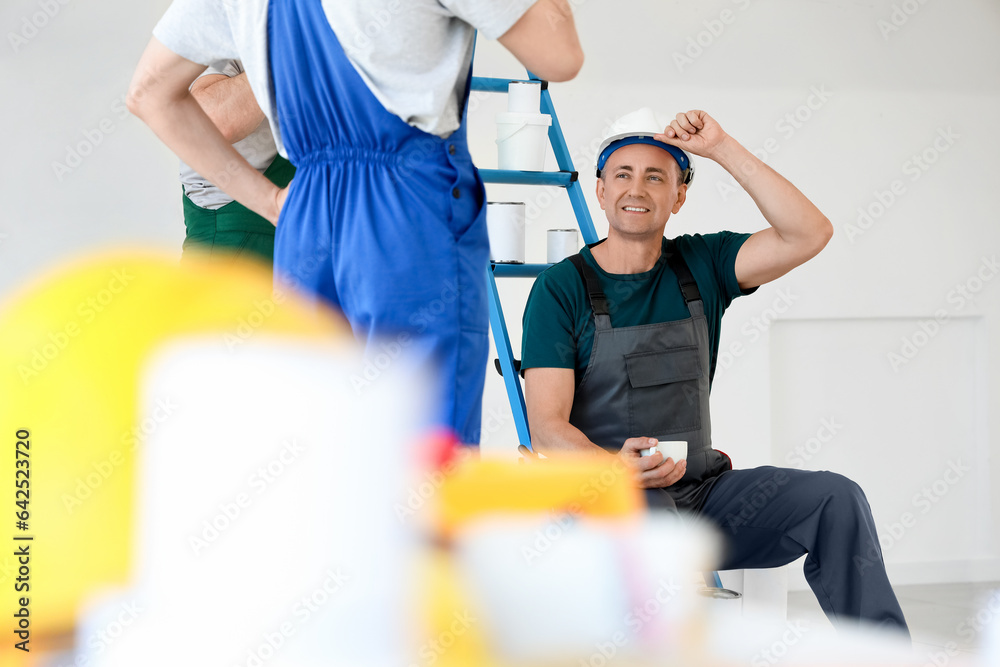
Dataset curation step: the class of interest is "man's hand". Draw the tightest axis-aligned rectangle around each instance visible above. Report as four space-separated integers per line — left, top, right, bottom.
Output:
272 184 290 225
654 110 730 160
619 437 687 489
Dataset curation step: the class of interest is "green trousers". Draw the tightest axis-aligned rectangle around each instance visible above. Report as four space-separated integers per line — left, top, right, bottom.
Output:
181 155 296 268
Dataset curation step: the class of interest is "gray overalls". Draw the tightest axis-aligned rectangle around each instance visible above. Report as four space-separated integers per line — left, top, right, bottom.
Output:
566 239 910 635
568 239 728 511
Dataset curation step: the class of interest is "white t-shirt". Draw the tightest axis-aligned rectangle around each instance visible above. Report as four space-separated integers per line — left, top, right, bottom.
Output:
180 60 280 209
153 0 538 152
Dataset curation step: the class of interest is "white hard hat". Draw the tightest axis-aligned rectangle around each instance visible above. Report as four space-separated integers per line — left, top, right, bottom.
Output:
595 107 695 185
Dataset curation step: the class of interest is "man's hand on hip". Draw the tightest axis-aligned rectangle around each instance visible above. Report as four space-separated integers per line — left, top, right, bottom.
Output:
271 184 290 226
619 437 687 489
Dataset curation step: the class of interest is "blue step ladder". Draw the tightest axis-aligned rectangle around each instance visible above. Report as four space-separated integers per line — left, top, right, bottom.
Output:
471 71 598 452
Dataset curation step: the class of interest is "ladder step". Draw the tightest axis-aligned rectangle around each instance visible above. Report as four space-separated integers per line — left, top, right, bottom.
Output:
471 76 546 93
491 263 553 278
480 169 577 186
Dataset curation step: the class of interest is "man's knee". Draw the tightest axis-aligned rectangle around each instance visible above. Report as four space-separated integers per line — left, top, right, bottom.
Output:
812 470 866 501
808 470 865 498
776 470 871 521
805 471 877 530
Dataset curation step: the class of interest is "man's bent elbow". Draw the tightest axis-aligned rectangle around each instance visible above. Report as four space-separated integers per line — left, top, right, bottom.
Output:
126 76 165 121
814 215 834 254
545 48 584 82
797 216 833 265
214 120 242 145
125 85 147 120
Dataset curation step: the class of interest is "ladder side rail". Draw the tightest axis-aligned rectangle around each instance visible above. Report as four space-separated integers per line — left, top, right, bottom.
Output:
487 268 532 448
531 72 599 245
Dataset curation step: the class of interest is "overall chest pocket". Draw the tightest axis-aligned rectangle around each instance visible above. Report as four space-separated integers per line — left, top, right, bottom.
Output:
625 346 703 437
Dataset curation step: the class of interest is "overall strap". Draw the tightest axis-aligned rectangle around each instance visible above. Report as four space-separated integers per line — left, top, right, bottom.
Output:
568 253 612 328
664 239 702 305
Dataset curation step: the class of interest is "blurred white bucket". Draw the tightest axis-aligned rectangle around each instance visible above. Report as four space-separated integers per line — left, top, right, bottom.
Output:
89 339 428 667
496 111 551 171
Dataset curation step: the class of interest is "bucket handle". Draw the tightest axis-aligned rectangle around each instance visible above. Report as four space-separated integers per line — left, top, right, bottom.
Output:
496 119 530 144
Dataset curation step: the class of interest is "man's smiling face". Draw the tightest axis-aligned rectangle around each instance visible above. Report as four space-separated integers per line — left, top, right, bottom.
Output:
596 143 687 239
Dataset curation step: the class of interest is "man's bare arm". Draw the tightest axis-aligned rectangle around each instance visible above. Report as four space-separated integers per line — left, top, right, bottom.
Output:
190 71 266 144
715 137 833 289
525 367 608 457
497 0 584 82
127 38 285 224
656 110 833 290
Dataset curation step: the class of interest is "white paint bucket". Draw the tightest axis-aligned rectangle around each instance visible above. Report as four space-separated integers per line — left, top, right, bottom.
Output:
507 80 541 113
547 228 579 264
487 202 526 264
496 111 551 171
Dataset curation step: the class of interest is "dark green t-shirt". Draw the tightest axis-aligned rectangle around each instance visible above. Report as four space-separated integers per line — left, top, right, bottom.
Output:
521 233 754 386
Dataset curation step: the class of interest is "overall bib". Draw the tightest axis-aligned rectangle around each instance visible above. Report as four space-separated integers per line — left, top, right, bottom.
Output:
267 0 490 443
568 240 730 511
570 240 909 633
182 155 296 265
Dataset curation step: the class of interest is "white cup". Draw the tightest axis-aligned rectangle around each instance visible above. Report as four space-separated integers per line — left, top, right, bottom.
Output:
640 440 687 462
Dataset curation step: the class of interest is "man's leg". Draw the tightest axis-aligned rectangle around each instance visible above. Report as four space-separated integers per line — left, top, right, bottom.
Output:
698 467 909 636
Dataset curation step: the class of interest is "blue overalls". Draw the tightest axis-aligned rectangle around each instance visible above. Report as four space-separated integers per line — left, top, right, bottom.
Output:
267 0 490 443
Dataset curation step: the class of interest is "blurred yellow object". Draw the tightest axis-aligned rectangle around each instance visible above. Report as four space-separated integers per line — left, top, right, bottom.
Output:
0 249 345 650
417 549 493 667
437 458 644 537
422 458 644 667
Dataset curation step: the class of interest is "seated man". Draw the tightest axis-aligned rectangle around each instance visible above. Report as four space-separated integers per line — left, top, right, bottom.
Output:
521 108 909 635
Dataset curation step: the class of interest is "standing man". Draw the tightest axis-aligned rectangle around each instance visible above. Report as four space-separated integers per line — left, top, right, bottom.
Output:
182 60 294 265
521 108 909 634
128 0 584 444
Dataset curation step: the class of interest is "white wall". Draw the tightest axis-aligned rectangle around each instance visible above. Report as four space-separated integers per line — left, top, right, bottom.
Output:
1 0 997 586
0 1 182 284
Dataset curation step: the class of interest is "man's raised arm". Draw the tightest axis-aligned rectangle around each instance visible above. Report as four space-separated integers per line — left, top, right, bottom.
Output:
655 110 833 290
